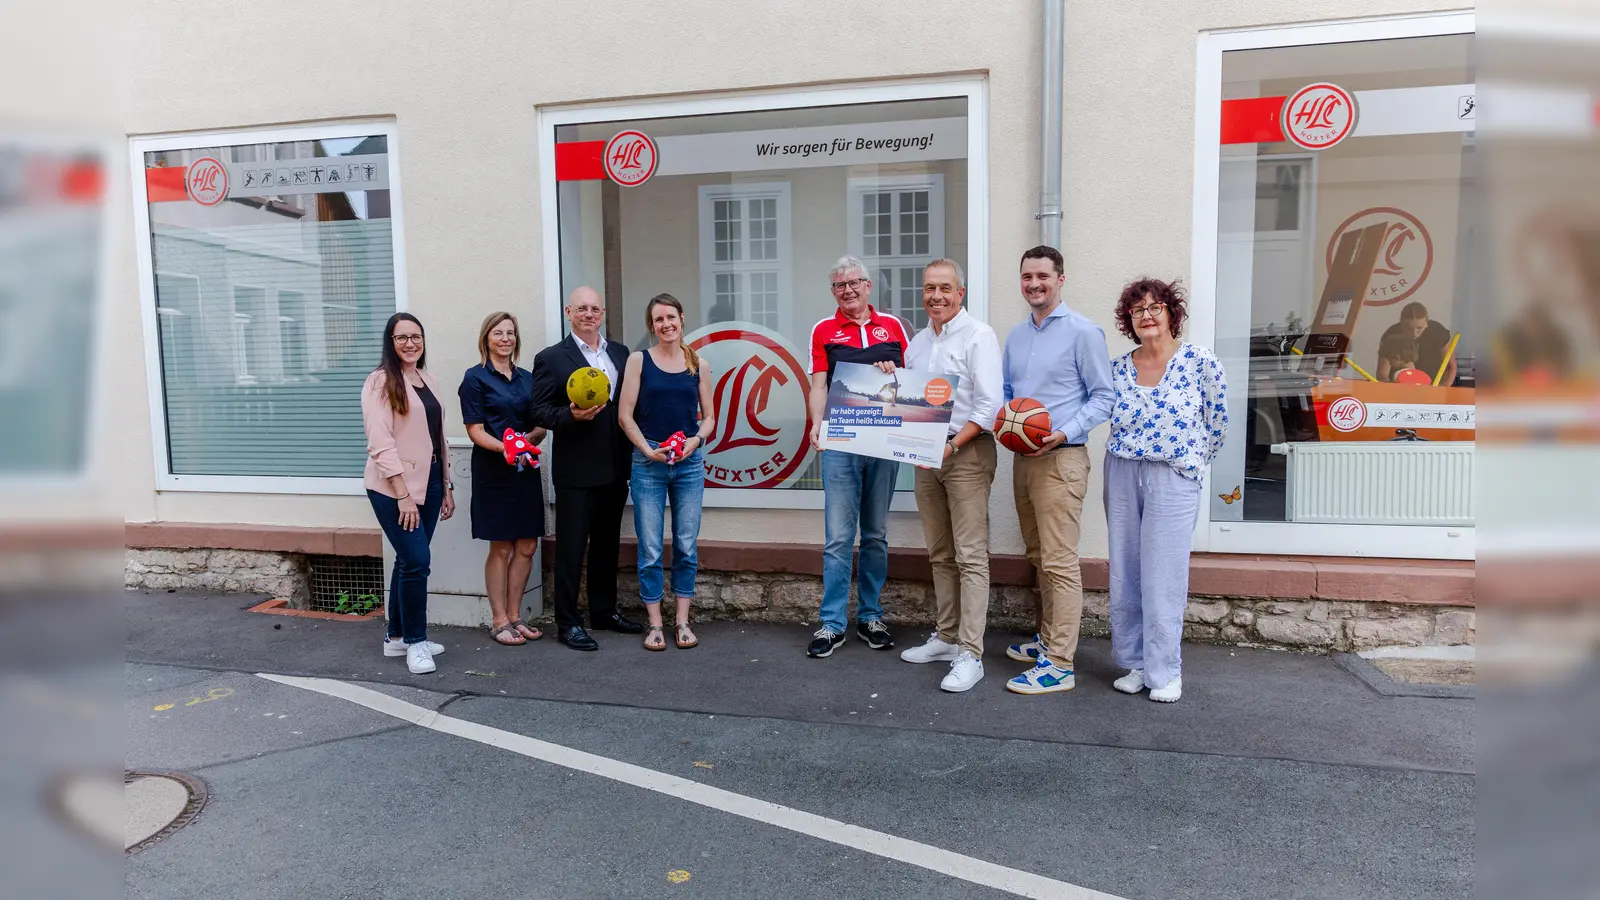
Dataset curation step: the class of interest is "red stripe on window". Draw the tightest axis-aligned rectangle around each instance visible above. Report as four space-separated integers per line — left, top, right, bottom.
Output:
555 141 607 181
145 165 189 202
1220 96 1287 144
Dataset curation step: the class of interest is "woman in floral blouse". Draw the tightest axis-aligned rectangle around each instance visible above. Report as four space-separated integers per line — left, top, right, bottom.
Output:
1104 278 1228 703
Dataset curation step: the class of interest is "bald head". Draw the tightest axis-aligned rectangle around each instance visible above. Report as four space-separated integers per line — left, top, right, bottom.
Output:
565 287 605 343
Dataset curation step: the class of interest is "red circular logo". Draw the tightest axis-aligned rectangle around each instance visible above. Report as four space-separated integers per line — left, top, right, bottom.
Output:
603 131 658 187
1282 83 1358 150
1326 207 1434 307
1327 396 1367 432
186 156 229 206
685 323 813 489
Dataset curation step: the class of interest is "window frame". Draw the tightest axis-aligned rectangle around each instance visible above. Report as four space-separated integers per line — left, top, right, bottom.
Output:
539 77 988 512
846 174 947 331
696 181 794 334
130 119 409 495
1191 11 1476 560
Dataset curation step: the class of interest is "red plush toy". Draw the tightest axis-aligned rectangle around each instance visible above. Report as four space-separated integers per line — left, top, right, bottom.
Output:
502 428 542 471
660 431 688 464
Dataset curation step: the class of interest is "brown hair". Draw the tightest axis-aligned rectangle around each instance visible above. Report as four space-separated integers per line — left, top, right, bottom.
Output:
1401 302 1429 322
1020 245 1064 276
1114 277 1188 344
378 312 426 415
477 311 521 365
645 293 698 375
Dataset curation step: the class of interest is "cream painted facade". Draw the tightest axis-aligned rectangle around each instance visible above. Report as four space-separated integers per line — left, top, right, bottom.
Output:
102 0 1470 560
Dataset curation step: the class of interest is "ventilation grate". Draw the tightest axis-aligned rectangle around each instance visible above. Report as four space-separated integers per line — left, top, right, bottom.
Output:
307 554 385 615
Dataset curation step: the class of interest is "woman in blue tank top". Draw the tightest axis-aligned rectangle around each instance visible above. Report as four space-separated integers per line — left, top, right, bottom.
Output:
618 294 715 651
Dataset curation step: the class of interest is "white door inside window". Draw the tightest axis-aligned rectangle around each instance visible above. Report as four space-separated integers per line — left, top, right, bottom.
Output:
847 175 945 332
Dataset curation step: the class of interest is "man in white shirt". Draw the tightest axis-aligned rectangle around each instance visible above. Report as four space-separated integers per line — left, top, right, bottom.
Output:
898 259 1004 692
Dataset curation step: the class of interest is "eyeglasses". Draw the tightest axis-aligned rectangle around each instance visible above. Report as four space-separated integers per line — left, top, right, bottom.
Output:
831 278 869 293
1129 304 1165 320
393 334 424 345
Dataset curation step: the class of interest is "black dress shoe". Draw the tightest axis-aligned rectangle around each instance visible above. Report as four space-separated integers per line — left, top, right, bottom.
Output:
557 626 599 651
591 613 645 635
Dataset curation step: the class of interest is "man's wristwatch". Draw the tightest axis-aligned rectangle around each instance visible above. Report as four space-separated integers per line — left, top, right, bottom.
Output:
946 439 958 454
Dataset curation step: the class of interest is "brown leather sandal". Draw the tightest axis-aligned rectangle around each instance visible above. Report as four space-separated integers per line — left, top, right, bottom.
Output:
510 619 543 641
490 623 525 646
643 625 667 651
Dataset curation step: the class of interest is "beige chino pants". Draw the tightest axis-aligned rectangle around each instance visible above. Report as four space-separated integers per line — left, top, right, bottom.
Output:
913 432 998 657
1012 445 1090 670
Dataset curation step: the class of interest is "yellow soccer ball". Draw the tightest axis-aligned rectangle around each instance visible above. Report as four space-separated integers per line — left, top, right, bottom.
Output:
566 366 611 409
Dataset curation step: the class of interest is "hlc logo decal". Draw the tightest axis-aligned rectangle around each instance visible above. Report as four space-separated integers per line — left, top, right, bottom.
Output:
1281 83 1358 151
603 131 658 187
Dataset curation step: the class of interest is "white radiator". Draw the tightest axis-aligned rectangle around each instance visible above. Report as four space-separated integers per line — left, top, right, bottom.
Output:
1273 441 1474 526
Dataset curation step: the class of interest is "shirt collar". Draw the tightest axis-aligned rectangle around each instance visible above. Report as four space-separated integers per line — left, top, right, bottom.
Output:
571 332 607 355
1030 302 1071 331
933 308 971 337
483 359 515 381
834 304 880 327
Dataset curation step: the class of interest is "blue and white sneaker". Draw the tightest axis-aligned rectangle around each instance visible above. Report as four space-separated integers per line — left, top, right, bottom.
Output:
1006 633 1044 663
1006 656 1075 695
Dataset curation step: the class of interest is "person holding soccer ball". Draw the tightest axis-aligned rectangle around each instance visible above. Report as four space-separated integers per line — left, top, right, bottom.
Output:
530 286 645 651
999 246 1114 696
1104 278 1228 703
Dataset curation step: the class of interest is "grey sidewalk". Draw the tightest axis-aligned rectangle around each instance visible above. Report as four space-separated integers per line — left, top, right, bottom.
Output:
125 589 1472 774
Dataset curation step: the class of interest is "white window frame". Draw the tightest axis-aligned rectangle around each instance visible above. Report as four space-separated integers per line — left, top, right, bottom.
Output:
696 182 793 334
539 76 988 511
130 119 409 495
1191 11 1475 559
846 174 946 331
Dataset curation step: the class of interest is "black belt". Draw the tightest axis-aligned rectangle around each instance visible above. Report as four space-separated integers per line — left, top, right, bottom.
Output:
1050 443 1085 450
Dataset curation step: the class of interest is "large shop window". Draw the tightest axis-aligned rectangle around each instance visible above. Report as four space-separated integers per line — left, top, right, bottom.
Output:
1206 24 1475 553
550 89 975 501
133 124 402 489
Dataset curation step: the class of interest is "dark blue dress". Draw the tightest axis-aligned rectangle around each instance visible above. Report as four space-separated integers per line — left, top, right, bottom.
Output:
459 362 546 541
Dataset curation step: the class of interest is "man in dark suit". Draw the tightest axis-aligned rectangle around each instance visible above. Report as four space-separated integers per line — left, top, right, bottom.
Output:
530 286 644 650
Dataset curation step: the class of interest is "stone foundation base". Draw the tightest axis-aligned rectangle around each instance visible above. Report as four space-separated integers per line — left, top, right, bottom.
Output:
126 548 309 605
124 549 1474 652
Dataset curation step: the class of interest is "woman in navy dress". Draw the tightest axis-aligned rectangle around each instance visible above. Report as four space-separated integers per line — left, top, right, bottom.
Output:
459 311 547 646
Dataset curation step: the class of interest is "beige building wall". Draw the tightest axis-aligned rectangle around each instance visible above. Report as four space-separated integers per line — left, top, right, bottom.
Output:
112 0 1463 559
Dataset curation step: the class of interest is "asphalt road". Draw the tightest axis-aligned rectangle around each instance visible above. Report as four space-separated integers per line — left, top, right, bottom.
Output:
125 591 1473 899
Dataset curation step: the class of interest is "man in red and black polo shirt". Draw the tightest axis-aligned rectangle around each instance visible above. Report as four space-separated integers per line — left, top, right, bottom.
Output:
803 255 911 659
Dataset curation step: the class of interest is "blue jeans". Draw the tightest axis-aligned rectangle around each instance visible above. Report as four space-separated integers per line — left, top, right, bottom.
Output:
820 449 899 633
632 445 706 603
368 461 444 644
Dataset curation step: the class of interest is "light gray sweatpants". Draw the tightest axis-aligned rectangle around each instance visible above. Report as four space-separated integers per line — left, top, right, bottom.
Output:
1104 452 1202 690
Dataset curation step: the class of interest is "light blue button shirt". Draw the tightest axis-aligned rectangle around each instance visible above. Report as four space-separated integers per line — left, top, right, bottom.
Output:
1002 303 1115 445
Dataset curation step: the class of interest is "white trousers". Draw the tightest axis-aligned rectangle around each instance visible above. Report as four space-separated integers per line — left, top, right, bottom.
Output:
1104 453 1202 690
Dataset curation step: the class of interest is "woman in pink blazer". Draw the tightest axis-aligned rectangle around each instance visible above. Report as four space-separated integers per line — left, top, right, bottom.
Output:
363 312 455 674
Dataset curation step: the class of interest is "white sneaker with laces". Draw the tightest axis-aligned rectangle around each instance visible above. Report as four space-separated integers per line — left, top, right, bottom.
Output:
1113 668 1146 694
406 641 437 674
901 633 961 664
940 651 984 693
1149 676 1182 703
385 639 444 658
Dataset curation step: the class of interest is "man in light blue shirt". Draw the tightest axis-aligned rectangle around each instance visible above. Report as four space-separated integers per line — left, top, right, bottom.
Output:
1000 245 1114 696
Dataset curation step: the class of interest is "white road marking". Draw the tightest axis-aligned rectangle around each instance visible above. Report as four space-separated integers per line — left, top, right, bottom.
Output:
258 673 1126 900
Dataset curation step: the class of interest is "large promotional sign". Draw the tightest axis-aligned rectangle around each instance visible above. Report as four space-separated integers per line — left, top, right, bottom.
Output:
685 323 814 489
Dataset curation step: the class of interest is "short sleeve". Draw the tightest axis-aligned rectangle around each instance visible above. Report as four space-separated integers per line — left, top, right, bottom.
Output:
458 369 487 425
809 320 829 375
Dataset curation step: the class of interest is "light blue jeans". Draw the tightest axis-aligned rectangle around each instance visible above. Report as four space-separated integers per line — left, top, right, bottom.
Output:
631 445 705 603
819 449 900 633
1104 452 1202 690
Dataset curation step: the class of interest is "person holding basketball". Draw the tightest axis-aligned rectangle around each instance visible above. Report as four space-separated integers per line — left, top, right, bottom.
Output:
898 258 1003 692
1376 302 1457 385
1000 246 1114 695
1105 278 1228 703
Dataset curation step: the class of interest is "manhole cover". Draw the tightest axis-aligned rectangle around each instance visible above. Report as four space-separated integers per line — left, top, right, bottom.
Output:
122 770 208 855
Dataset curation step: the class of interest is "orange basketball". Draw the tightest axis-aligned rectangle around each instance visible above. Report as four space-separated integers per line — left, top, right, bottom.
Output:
995 398 1053 453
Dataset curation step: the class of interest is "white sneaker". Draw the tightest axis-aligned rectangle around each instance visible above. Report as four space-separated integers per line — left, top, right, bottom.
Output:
940 651 984 693
1005 633 1044 663
1113 669 1146 694
900 633 961 664
405 641 437 674
385 639 444 658
1149 676 1182 703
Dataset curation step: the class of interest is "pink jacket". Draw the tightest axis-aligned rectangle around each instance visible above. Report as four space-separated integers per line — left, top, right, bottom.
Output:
362 368 450 500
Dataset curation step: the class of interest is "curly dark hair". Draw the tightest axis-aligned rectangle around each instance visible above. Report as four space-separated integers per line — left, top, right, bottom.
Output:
1115 277 1187 344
